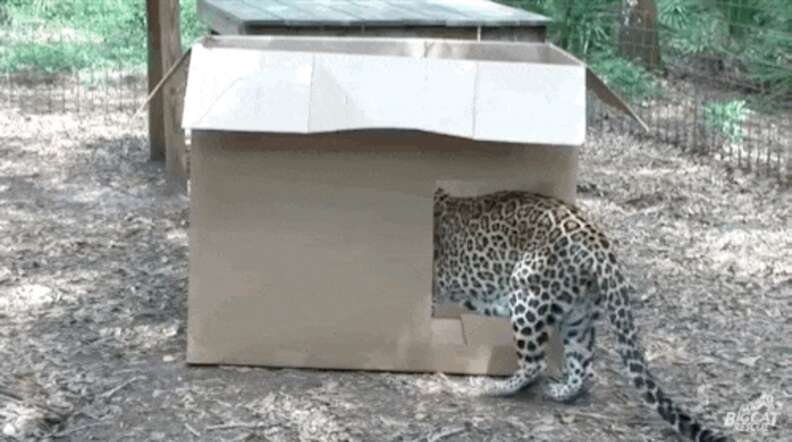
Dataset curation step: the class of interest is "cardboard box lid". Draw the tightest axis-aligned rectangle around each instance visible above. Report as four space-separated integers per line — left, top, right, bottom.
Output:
182 36 646 145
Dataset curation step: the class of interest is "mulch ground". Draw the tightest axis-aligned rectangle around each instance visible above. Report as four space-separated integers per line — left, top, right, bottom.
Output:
1 97 789 441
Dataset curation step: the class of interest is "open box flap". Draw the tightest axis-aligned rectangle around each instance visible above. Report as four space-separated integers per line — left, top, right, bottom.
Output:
586 67 649 133
183 36 589 145
182 36 647 144
536 41 647 132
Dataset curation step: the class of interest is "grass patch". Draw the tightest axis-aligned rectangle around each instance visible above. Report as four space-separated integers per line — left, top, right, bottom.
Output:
0 0 205 72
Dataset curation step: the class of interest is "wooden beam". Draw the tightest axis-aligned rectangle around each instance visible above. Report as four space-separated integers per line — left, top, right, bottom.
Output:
146 0 165 161
161 0 188 194
147 0 187 193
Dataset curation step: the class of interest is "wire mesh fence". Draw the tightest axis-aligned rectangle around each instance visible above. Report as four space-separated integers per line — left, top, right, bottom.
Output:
0 17 148 116
1 0 790 183
1 68 146 116
535 0 792 183
0 0 198 117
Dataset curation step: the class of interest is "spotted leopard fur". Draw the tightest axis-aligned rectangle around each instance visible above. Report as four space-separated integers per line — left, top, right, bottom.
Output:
432 188 731 442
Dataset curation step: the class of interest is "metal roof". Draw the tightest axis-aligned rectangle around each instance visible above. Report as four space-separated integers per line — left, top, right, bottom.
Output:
198 0 550 30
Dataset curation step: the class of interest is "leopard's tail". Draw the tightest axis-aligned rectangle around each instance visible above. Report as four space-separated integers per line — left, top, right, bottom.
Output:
601 270 733 442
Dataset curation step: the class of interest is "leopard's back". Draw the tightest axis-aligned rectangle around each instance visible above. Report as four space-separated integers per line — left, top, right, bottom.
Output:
433 189 596 312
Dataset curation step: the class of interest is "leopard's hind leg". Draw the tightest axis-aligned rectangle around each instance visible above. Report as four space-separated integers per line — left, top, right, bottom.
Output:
476 279 551 396
543 295 596 403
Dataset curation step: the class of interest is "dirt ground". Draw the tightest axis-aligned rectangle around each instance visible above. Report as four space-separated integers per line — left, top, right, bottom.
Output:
0 101 790 442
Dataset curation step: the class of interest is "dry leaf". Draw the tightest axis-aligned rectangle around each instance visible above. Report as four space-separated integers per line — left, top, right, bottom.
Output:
738 356 761 367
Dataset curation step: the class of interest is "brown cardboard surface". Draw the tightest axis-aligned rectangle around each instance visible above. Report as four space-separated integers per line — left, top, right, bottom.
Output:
182 35 644 376
187 130 575 374
460 314 513 347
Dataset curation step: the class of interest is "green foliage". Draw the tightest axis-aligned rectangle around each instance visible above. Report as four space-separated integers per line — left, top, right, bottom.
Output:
657 0 724 55
0 8 10 26
657 0 792 100
180 0 206 47
0 41 98 73
712 0 763 38
3 0 790 103
502 0 619 58
702 99 751 145
589 53 662 103
0 0 205 72
738 9 792 102
504 1 654 104
503 1 792 106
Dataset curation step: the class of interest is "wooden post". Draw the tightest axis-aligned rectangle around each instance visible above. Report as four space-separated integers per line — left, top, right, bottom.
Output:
147 0 188 193
146 0 166 162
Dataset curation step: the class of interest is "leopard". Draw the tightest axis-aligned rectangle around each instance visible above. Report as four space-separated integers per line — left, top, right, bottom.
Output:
432 188 732 442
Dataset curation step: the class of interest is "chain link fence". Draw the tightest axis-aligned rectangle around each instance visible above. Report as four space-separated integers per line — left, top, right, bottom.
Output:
2 1 790 183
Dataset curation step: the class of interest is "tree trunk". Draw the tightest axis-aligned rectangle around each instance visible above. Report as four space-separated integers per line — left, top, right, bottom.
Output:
618 0 661 68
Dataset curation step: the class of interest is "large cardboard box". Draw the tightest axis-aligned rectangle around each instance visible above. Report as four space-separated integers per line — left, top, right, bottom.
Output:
182 36 643 375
